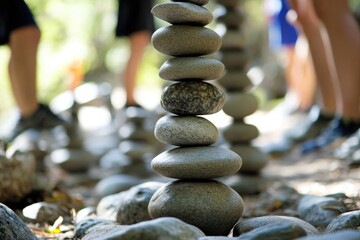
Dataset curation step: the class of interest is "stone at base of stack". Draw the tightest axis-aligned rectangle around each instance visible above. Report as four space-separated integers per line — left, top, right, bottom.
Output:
148 0 245 236
215 0 268 194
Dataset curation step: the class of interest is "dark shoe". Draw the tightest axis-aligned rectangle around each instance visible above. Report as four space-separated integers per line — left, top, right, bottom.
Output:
285 106 333 142
3 103 66 145
300 118 360 154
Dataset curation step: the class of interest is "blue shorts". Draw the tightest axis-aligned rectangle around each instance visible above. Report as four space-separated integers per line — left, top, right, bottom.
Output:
266 0 298 50
0 0 37 45
115 0 155 37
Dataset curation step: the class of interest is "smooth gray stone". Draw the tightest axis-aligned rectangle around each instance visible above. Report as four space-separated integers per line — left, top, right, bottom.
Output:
148 180 244 236
297 195 346 228
94 174 141 198
82 217 205 240
223 123 259 143
296 230 360 240
48 148 98 172
151 146 242 179
220 174 268 195
215 7 245 28
161 81 225 115
0 203 37 240
218 70 253 91
237 222 307 240
223 92 259 120
215 0 242 8
233 216 319 236
152 26 221 56
99 149 131 170
230 145 268 173
221 30 245 50
171 0 209 6
155 115 219 146
22 202 63 224
74 218 120 239
152 2 212 26
326 210 360 232
159 57 224 81
220 50 250 69
116 182 164 225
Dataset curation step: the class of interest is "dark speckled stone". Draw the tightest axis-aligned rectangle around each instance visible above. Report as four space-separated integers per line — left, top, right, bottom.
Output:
161 81 225 115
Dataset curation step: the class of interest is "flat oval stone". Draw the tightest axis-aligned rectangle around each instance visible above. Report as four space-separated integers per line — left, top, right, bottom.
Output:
219 50 250 69
237 222 307 240
159 57 225 81
94 174 141 198
152 2 213 26
230 145 268 173
152 26 221 56
218 70 253 91
223 92 258 119
221 174 268 195
233 216 319 236
161 81 225 115
215 8 245 28
148 180 244 236
151 146 242 179
155 115 219 146
223 122 259 143
171 0 209 6
221 30 245 50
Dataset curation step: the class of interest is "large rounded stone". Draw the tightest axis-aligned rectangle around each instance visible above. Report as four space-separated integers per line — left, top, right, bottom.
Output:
218 70 253 91
159 57 224 81
148 180 244 236
326 210 360 232
230 145 267 173
172 0 209 6
223 122 259 143
152 2 212 26
223 92 258 120
151 146 242 179
0 203 37 240
161 81 225 115
152 26 221 56
155 115 219 146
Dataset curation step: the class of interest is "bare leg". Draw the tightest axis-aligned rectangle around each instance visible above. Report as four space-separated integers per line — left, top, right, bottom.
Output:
313 0 360 120
289 0 338 115
124 31 151 106
8 25 40 117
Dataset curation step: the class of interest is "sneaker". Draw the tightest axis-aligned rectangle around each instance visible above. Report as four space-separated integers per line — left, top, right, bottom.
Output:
3 103 66 145
300 118 360 154
285 106 334 142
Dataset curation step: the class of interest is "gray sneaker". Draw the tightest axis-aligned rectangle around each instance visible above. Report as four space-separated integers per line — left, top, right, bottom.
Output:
3 103 66 146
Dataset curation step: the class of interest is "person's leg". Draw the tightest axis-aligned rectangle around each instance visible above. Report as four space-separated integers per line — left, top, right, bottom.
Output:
124 31 151 107
313 0 360 121
8 25 40 117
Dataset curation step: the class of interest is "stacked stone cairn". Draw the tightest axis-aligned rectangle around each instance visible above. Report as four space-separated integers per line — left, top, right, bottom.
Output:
149 0 245 236
215 0 268 194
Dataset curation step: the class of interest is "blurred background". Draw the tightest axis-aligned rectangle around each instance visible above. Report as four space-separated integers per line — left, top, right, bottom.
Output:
0 0 359 126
